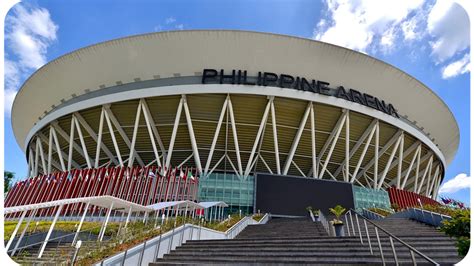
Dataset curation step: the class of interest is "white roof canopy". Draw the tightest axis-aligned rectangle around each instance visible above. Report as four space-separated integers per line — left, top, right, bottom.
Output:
4 195 153 214
198 201 229 208
5 197 229 215
147 200 202 211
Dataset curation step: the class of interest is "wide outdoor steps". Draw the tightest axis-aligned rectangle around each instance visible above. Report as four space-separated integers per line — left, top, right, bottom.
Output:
152 216 463 265
349 217 462 264
236 217 328 239
152 218 384 265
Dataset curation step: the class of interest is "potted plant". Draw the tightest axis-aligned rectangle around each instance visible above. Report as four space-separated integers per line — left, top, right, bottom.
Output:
312 209 320 221
329 205 346 237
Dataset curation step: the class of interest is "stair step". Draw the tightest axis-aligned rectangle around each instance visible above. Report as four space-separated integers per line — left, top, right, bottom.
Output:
153 217 463 265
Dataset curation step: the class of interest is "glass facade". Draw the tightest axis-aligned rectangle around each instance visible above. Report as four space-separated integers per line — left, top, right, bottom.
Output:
198 172 255 214
352 185 391 212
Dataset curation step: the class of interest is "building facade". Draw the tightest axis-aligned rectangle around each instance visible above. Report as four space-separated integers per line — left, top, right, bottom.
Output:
9 30 459 213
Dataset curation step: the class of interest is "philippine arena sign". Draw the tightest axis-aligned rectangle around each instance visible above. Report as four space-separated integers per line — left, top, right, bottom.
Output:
202 68 399 118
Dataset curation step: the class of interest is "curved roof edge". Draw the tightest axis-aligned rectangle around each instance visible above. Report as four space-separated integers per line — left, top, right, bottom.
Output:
11 30 460 164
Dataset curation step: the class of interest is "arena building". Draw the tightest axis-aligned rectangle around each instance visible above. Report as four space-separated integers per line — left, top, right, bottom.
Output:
7 30 459 215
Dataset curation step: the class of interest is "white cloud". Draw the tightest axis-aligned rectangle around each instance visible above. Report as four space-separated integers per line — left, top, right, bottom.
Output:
427 1 469 62
313 0 425 52
442 53 470 79
439 173 471 194
4 4 58 116
165 17 176 24
401 16 419 41
380 26 396 51
5 59 20 115
175 24 184 30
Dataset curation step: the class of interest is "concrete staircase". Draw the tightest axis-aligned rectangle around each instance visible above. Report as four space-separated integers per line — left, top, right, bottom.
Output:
152 217 386 265
354 218 463 265
152 216 463 265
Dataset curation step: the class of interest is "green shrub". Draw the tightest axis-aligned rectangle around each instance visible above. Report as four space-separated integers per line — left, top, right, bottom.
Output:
252 213 264 222
423 204 457 217
368 207 392 217
456 236 470 256
440 209 470 256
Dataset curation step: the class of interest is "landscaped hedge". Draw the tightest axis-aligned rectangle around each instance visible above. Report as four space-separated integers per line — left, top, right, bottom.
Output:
440 208 470 256
367 207 392 217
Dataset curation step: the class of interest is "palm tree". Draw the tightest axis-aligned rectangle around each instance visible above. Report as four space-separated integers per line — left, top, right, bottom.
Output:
329 205 346 224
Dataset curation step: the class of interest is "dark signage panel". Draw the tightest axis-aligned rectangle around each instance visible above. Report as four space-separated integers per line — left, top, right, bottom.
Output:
255 174 355 216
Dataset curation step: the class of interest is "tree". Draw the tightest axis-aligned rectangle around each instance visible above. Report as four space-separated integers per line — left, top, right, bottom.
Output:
4 171 15 193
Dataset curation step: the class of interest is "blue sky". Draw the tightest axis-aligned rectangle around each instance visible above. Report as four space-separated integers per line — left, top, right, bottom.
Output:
4 0 471 204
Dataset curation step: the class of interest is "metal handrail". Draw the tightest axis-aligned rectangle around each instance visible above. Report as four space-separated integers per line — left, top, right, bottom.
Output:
99 214 255 265
318 211 332 236
225 215 253 239
347 208 439 265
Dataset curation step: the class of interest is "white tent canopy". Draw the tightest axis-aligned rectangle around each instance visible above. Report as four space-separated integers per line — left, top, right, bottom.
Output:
147 200 202 211
4 195 152 215
5 197 229 259
5 198 229 215
198 201 228 208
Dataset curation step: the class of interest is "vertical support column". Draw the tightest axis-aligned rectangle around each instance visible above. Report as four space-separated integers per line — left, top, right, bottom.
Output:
205 98 228 175
245 97 272 177
182 95 203 175
318 111 347 179
94 108 105 168
67 116 76 171
72 202 90 246
345 111 350 182
51 127 66 171
104 107 124 166
270 100 281 175
73 115 92 168
6 210 27 251
374 121 379 189
165 98 184 171
99 202 114 242
414 148 421 192
396 134 404 188
284 102 312 175
38 205 64 258
310 104 317 178
47 128 53 174
125 206 132 228
34 140 40 176
128 101 143 168
227 97 243 176
37 138 47 175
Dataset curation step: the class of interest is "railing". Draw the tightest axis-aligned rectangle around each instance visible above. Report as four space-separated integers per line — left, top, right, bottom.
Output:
387 208 451 227
318 211 333 236
345 209 439 265
226 216 253 239
256 213 270 224
97 214 265 266
362 208 386 220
